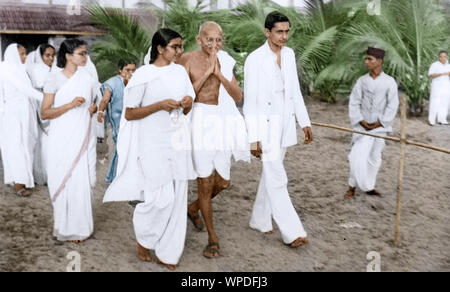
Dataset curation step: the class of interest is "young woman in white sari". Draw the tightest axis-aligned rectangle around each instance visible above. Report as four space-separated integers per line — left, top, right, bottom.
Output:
26 44 56 185
0 43 43 197
103 29 196 270
41 39 97 243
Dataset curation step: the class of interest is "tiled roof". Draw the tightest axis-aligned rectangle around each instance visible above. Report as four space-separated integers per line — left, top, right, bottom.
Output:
0 3 105 35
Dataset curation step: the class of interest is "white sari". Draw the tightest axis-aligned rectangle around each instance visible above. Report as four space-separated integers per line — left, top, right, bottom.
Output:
46 69 96 241
26 46 52 184
0 43 43 188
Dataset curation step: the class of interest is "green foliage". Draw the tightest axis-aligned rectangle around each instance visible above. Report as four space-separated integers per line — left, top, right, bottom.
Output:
315 0 450 111
88 5 154 82
89 0 450 113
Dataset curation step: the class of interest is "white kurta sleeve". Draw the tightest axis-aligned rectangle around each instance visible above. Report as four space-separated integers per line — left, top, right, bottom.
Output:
349 78 364 128
124 84 145 108
290 52 311 128
428 62 438 76
243 56 260 144
379 79 399 129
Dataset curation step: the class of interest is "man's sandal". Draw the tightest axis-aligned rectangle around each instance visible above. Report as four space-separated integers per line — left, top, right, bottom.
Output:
188 212 204 231
203 242 220 259
366 190 381 197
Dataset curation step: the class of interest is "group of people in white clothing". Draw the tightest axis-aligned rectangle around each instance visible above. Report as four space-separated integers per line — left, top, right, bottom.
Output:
0 10 446 270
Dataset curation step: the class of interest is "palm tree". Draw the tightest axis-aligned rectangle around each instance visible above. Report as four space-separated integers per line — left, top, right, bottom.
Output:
87 5 155 81
315 0 450 113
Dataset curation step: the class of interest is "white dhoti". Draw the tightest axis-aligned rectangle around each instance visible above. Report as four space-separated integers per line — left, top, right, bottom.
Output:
104 62 197 265
348 134 385 192
250 147 307 243
191 103 232 180
133 180 188 265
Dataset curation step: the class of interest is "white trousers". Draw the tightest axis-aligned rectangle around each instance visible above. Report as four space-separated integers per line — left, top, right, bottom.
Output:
133 180 188 265
249 147 307 244
428 87 450 125
348 136 385 191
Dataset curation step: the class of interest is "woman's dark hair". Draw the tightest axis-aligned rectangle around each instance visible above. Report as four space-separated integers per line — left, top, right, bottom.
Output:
39 44 56 56
57 38 87 68
118 59 137 70
265 11 290 31
149 28 182 64
438 50 448 56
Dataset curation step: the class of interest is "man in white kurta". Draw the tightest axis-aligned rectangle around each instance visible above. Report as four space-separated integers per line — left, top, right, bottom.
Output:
0 43 43 196
344 47 399 199
428 51 450 125
243 12 313 248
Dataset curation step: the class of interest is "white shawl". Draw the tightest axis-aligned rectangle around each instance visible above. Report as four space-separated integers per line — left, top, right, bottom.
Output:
103 63 195 202
103 64 166 203
0 44 43 109
217 50 250 162
26 45 52 90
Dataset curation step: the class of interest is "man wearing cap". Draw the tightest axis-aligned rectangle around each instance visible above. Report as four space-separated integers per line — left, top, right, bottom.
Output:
344 47 399 199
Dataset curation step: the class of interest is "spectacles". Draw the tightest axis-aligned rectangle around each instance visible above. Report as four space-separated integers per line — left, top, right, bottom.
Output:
73 51 88 57
203 37 223 44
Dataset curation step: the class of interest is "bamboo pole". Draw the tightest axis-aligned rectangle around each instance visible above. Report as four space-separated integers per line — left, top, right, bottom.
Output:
394 96 407 246
310 123 450 154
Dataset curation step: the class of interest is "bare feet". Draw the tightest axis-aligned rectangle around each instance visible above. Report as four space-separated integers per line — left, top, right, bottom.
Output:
68 240 83 244
290 237 309 248
155 256 177 271
14 184 31 197
344 186 356 199
366 189 381 196
136 242 151 262
265 230 275 235
203 242 220 258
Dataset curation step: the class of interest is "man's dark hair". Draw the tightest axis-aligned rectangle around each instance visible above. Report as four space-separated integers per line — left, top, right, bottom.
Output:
118 59 137 70
265 11 290 31
438 50 448 56
57 38 87 68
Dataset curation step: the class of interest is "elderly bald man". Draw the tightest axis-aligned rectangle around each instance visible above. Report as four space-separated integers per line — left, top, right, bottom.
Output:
178 21 245 259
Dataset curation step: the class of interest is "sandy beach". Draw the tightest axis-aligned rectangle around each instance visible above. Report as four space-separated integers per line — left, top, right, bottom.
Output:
1 97 449 272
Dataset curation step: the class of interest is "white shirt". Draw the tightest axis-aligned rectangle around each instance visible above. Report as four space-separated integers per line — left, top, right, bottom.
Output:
349 72 399 132
428 61 450 88
244 41 311 148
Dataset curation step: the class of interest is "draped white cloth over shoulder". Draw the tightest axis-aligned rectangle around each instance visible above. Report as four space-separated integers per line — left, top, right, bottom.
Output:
46 69 96 241
104 62 196 202
0 43 43 188
104 62 196 265
26 46 53 185
217 50 250 162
